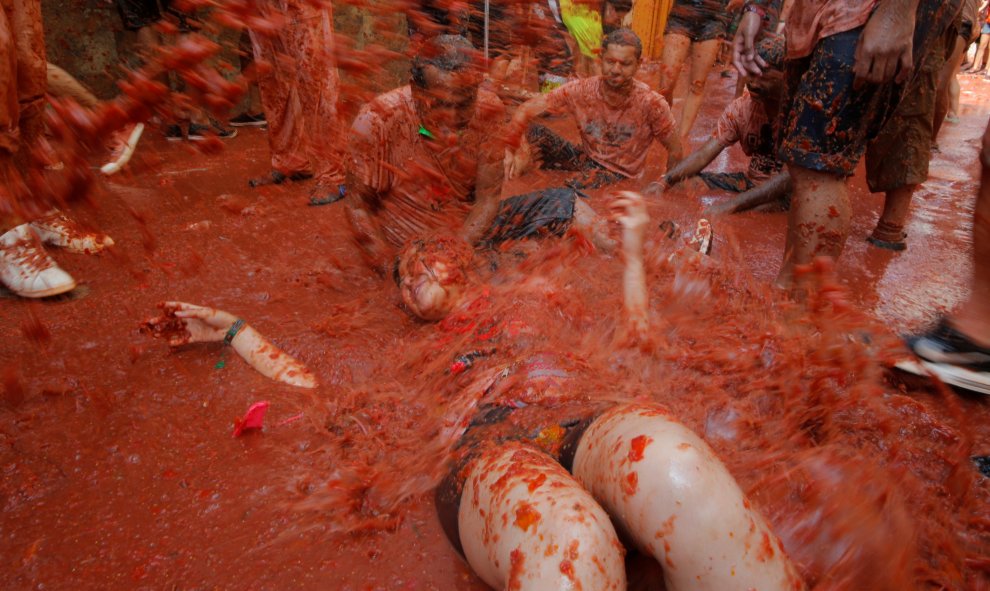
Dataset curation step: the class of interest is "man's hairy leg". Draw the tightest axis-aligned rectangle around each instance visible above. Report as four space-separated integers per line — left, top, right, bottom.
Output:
778 165 851 289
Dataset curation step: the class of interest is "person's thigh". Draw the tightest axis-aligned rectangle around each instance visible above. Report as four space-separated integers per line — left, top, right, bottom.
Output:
778 28 895 176
572 402 806 591
458 442 626 590
9 0 45 103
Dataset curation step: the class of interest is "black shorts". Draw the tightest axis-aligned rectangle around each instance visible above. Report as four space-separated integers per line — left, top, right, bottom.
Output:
608 0 633 12
434 400 609 556
526 124 626 188
115 0 194 32
482 187 577 247
665 0 730 42
698 171 755 192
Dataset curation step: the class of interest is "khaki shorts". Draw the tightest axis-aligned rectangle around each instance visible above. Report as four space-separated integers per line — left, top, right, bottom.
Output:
865 25 953 193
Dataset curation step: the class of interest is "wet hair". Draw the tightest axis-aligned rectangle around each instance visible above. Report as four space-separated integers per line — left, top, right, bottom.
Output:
410 35 480 88
395 235 474 286
602 28 642 60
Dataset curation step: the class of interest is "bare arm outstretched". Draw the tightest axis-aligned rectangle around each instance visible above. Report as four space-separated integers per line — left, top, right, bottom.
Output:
705 170 792 215
664 138 725 186
143 302 317 388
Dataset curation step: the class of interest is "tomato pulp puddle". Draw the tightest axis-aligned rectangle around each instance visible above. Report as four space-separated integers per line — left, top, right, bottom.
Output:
1 67 989 590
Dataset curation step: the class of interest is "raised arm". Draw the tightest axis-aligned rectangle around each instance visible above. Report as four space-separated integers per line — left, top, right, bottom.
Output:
142 302 317 388
733 2 770 75
664 138 726 186
609 191 650 336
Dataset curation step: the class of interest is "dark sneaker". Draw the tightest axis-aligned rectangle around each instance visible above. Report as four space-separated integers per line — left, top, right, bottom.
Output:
898 319 990 395
248 170 313 188
229 112 267 127
188 119 237 140
164 124 184 141
308 184 347 206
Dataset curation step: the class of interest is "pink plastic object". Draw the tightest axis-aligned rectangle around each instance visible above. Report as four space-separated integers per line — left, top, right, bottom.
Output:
233 401 270 437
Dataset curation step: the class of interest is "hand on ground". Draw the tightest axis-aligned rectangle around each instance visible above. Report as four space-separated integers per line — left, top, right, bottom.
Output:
142 301 239 347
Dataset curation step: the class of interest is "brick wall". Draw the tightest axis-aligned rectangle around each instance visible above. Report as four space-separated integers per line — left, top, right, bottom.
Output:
41 0 411 108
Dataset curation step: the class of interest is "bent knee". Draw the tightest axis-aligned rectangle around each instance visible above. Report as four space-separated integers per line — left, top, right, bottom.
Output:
459 443 626 590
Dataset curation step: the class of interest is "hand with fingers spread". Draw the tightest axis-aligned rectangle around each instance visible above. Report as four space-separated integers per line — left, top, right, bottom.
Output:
733 10 767 76
853 3 916 85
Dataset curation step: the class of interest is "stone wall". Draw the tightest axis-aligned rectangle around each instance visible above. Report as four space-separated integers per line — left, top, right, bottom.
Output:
41 0 411 107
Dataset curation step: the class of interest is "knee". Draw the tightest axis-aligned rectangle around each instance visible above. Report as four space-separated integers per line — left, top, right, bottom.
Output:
459 444 626 590
573 403 745 511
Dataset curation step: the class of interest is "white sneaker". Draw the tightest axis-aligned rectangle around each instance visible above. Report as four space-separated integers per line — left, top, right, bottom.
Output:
30 211 114 254
0 224 77 298
101 122 144 176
